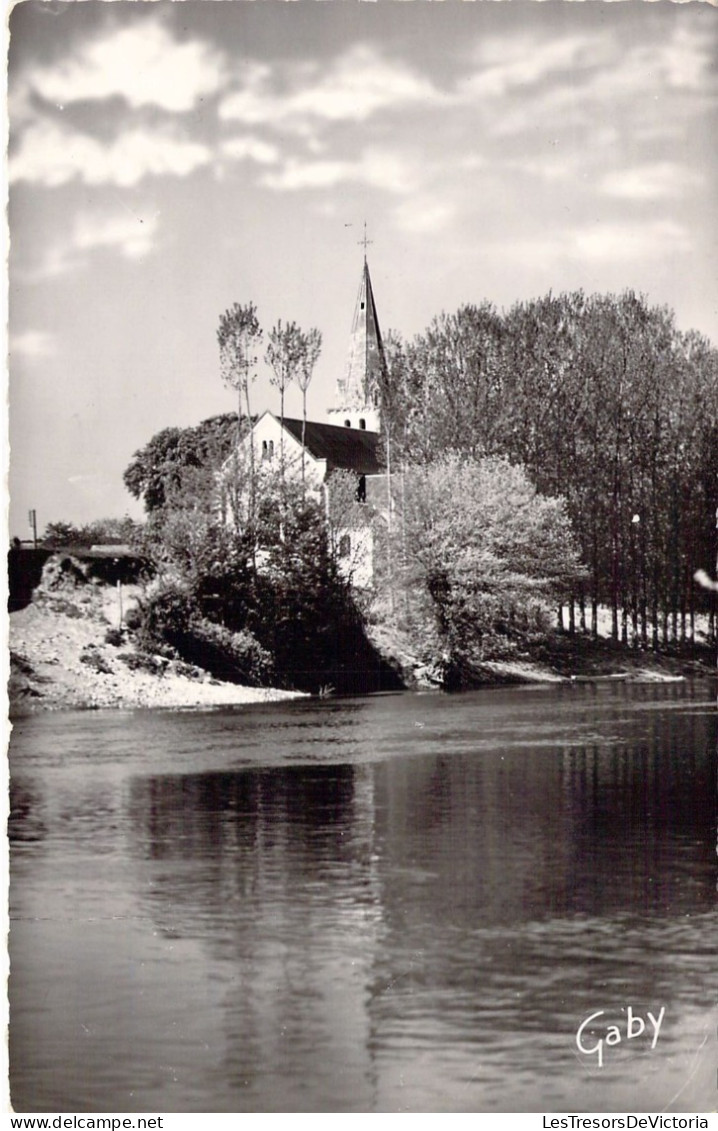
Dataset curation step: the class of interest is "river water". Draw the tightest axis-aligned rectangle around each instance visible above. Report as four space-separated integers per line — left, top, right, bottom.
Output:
8 681 718 1113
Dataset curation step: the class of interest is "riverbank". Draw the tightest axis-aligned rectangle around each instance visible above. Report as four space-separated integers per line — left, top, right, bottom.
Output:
368 617 714 691
9 565 714 714
9 581 306 714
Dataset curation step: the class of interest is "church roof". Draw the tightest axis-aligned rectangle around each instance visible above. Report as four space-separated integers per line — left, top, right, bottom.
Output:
333 257 387 412
282 417 382 475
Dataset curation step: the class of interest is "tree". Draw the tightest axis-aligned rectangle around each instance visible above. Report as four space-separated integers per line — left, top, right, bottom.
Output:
123 414 237 514
41 516 143 548
397 453 585 682
383 291 718 649
218 303 263 526
296 327 322 491
266 319 304 491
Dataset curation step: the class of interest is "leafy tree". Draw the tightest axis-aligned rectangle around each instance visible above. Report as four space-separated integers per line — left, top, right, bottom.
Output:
42 516 143 548
396 453 585 682
123 414 237 513
383 291 718 649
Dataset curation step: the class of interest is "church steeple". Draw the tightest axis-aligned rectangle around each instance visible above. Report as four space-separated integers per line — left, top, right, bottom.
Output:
329 237 386 432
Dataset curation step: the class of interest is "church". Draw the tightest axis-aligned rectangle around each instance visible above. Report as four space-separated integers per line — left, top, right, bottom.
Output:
221 251 390 586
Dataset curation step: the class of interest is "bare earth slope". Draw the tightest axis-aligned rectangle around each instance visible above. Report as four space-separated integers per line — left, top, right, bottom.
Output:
9 573 303 713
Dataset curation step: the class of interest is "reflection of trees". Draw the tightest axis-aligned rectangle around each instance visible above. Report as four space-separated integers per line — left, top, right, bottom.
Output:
373 685 715 932
9 778 47 846
363 688 716 1095
124 692 716 1108
129 764 382 1110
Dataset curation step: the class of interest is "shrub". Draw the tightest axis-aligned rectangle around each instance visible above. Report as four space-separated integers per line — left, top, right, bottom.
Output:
184 619 274 686
118 651 168 676
80 647 114 675
135 584 194 654
123 605 143 632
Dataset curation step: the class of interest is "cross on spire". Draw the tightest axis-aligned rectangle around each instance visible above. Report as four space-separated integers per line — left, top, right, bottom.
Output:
358 222 372 259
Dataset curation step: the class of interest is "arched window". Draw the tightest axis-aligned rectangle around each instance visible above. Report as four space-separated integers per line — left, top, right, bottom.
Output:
338 533 351 559
344 419 351 428
359 418 366 430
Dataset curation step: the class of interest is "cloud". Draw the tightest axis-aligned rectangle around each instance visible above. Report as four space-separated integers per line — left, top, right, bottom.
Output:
10 120 211 187
462 33 599 100
570 219 692 263
20 21 225 112
72 211 159 259
600 162 703 201
658 19 716 92
21 208 160 280
220 135 280 166
220 43 438 134
476 16 716 143
394 199 455 235
260 147 418 195
499 218 693 271
9 330 57 360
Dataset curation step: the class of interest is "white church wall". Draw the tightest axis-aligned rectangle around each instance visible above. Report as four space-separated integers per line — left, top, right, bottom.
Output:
335 526 374 589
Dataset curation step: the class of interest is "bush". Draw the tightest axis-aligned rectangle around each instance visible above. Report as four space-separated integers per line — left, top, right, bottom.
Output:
133 583 273 686
104 628 123 647
123 605 143 631
135 584 194 654
118 651 169 675
80 647 114 675
184 619 274 686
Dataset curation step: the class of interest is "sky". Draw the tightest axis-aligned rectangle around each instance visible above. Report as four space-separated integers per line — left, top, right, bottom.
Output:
7 0 718 538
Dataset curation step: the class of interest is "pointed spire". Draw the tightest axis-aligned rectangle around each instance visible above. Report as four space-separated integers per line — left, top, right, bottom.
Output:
329 250 386 431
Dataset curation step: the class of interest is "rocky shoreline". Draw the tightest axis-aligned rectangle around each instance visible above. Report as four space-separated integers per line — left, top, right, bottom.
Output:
9 581 306 714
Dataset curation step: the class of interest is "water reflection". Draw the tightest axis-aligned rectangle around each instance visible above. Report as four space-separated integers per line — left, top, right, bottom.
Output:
9 683 718 1112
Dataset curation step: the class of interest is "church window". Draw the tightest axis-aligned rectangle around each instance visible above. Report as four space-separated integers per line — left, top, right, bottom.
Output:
359 418 366 430
344 419 351 428
360 302 365 310
262 440 275 460
338 534 351 558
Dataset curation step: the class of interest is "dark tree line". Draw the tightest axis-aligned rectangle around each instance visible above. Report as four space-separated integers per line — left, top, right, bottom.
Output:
382 291 718 646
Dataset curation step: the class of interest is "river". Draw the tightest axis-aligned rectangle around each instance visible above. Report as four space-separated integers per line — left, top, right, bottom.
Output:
8 681 718 1112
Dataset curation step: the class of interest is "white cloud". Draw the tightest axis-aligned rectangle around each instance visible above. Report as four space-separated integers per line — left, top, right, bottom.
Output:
9 330 57 360
72 211 159 259
220 43 438 134
220 135 280 166
261 158 353 192
395 199 455 235
20 208 160 280
475 17 716 144
499 218 693 271
260 147 417 194
10 120 211 187
570 219 692 263
600 162 703 201
22 21 225 112
658 19 716 92
463 33 599 100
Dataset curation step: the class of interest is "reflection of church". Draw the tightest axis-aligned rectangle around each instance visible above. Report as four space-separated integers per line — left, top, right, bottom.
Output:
225 250 390 586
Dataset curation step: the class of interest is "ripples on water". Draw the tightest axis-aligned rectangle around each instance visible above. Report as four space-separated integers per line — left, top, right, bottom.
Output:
9 681 718 1112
